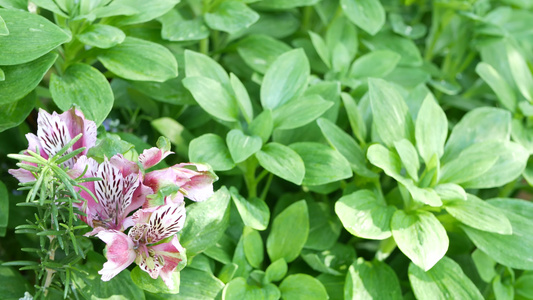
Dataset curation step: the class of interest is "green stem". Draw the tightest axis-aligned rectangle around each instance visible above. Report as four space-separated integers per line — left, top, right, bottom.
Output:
260 173 273 201
200 38 209 55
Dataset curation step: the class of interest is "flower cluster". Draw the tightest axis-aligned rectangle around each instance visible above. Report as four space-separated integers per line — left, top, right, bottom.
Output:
9 108 217 289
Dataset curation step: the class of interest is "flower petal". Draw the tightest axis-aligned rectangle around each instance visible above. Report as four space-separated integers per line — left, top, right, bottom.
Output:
8 167 36 184
139 147 173 170
60 108 97 156
96 230 136 281
151 236 185 289
37 109 72 164
146 202 186 244
173 163 217 202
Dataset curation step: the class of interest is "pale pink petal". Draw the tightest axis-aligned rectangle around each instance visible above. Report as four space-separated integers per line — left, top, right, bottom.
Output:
172 163 217 202
151 236 185 289
60 108 97 155
8 168 36 183
110 154 139 178
143 168 177 193
145 202 186 244
96 230 136 281
139 147 173 170
126 182 152 214
26 133 47 158
68 155 98 179
83 226 106 237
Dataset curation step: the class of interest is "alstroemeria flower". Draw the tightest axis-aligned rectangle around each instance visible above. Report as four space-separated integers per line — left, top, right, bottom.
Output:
9 108 97 183
138 146 173 170
75 154 151 234
144 163 217 206
96 202 186 288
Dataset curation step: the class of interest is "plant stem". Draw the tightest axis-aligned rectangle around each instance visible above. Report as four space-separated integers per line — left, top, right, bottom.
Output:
43 237 56 297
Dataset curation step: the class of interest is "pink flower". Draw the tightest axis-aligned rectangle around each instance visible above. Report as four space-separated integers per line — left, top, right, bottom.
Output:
96 202 186 288
138 146 173 170
9 108 97 183
75 154 151 234
144 163 217 206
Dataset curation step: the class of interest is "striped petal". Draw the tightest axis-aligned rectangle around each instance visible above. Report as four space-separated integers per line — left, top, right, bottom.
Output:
145 202 186 244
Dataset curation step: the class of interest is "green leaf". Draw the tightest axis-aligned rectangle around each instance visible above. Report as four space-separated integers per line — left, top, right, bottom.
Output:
243 227 264 268
415 94 448 164
345 258 402 300
336 189 395 240
230 187 269 231
256 0 319 9
365 32 423 67
205 1 259 33
265 258 287 283
279 274 329 300
349 50 401 79
476 62 516 112
110 0 180 26
189 134 235 171
0 8 70 65
305 200 342 251
151 117 193 157
317 118 374 177
230 73 253 123
180 187 231 256
185 50 229 86
223 277 280 300
462 199 533 270
439 142 499 185
255 142 304 185
302 243 355 276
341 92 367 144
266 200 309 263
391 210 448 271
434 183 466 201
183 76 239 122
261 49 309 110
76 24 125 49
408 256 483 300
236 34 291 74
472 249 497 283
394 139 420 181
131 266 179 294
0 265 32 299
290 142 352 186
226 129 262 163
444 194 512 234
0 90 35 133
98 37 177 82
0 52 57 105
507 43 533 102
87 133 134 161
0 14 7 35
273 95 332 130
515 272 533 299
369 78 413 147
309 31 330 68
176 267 225 299
367 144 402 180
0 181 8 236
442 107 511 163
159 9 209 42
50 63 113 126
340 0 385 35
249 110 273 143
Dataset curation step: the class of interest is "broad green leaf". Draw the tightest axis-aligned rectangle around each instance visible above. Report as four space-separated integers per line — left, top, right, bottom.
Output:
369 78 413 147
341 92 367 144
0 8 70 65
290 142 352 186
226 129 262 163
255 143 304 185
515 272 533 299
0 14 7 35
249 110 273 143
205 1 259 33
266 200 309 263
230 73 253 123
309 31 331 68
131 78 195 106
243 227 264 268
185 50 229 86
345 258 402 300
394 139 419 181
391 210 448 271
273 95 332 130
177 267 225 299
415 94 448 164
302 243 355 276
91 2 139 18
0 265 32 299
0 52 57 105
189 134 235 171
317 274 344 300
50 63 113 126
0 67 3 81
325 16 358 61
317 118 374 177
335 189 395 240
364 32 423 67
493 275 514 300
507 43 533 102
159 9 209 42
349 50 401 78
223 277 280 300
463 199 533 270
180 187 231 256
476 62 516 112
230 187 269 231
340 0 385 35
434 183 466 201
445 194 512 234
237 34 292 74
151 117 193 157
279 274 328 300
256 0 319 9
472 249 497 283
442 107 511 163
367 144 402 180
87 133 134 161
131 266 179 294
511 119 533 154
183 76 239 122
111 0 180 26
76 24 125 49
408 257 483 300
439 142 499 185
304 200 342 251
265 258 287 283
0 91 35 133
98 37 177 82
261 49 309 110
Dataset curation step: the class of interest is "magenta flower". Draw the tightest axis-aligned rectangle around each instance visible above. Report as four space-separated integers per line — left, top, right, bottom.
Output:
75 154 151 234
144 163 217 206
96 202 186 288
9 108 97 183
